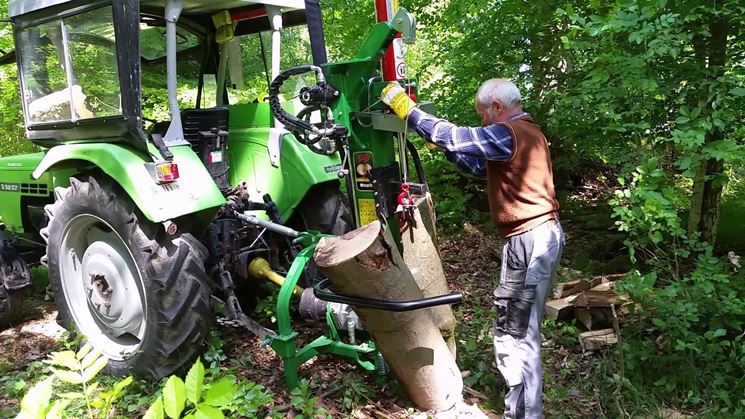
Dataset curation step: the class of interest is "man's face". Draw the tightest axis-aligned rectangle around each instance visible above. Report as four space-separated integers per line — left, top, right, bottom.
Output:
476 101 503 126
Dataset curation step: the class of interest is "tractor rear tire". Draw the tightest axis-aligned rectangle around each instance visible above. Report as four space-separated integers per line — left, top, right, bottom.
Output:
41 175 213 379
0 287 22 328
292 181 353 235
290 181 353 287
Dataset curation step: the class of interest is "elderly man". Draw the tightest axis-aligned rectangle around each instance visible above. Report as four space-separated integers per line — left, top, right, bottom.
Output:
381 79 565 419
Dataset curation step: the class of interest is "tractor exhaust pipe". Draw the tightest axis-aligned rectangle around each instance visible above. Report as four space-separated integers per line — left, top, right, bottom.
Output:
304 0 328 71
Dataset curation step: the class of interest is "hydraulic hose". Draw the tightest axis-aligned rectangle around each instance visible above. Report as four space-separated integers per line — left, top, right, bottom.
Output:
406 139 427 184
269 65 317 134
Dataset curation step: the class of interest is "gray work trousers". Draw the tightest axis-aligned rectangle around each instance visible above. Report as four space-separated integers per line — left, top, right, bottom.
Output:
493 220 564 419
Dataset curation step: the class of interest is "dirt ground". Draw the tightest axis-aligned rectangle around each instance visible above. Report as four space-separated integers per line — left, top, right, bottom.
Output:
0 216 622 418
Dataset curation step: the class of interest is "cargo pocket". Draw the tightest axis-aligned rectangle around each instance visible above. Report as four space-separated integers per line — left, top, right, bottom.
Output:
493 330 523 386
494 279 536 339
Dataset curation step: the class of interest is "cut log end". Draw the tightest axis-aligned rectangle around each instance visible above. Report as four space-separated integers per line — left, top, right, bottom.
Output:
314 221 384 268
579 329 618 351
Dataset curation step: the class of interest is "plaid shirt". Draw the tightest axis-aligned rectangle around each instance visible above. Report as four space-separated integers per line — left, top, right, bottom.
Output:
408 108 527 178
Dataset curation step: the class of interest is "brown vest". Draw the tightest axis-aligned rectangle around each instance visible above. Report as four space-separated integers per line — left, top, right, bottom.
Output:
486 115 559 237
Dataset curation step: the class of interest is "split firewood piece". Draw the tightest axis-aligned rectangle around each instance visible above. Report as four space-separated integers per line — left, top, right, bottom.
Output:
599 273 626 283
587 281 616 292
579 328 618 351
401 196 457 357
575 307 613 330
567 289 625 307
545 297 575 320
314 221 463 412
552 277 602 299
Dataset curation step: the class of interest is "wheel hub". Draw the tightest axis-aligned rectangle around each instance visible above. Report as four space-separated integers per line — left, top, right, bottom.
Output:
59 214 147 361
86 273 113 317
80 241 143 338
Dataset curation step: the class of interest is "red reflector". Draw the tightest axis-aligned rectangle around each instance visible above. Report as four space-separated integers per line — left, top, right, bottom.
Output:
155 163 179 183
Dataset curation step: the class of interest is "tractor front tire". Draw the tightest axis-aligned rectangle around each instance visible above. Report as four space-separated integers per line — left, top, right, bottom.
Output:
0 287 22 328
41 175 213 379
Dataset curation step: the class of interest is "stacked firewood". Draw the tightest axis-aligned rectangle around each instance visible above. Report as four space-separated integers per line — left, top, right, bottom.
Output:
545 274 627 351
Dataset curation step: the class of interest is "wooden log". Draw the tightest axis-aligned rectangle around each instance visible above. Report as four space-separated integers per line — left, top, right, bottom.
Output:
545 297 575 320
552 277 602 299
578 329 618 351
599 273 625 283
567 290 624 307
401 197 457 357
587 281 616 292
414 193 439 250
575 307 613 330
314 221 463 411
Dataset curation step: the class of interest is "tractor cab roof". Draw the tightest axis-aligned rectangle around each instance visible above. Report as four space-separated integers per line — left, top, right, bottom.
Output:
9 0 305 18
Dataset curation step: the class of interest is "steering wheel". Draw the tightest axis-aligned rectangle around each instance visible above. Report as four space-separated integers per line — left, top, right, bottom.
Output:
294 105 341 156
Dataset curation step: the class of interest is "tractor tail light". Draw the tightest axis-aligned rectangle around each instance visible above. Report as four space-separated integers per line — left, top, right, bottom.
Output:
155 162 179 183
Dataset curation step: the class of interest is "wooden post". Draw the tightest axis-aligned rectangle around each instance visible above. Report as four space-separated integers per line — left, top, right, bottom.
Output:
314 221 463 411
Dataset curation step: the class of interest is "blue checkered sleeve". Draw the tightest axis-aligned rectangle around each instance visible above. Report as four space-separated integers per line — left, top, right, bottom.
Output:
407 108 513 178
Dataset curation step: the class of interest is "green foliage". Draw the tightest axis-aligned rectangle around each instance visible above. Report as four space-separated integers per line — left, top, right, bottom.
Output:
288 378 329 419
610 157 692 268
254 287 280 324
203 330 227 371
609 157 745 413
453 305 500 397
339 376 373 413
617 257 745 414
14 343 132 419
142 358 273 419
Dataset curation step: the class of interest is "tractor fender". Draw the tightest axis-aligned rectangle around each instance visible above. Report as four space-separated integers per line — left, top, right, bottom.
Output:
32 143 226 223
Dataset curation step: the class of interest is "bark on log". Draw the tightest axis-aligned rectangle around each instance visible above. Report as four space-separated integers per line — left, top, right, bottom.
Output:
401 197 457 357
314 221 463 411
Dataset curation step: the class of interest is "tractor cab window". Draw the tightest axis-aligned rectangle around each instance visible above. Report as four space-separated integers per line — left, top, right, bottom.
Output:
225 25 313 105
17 6 121 125
139 19 209 121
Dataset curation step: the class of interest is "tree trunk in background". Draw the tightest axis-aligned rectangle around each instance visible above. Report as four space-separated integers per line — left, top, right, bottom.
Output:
687 13 729 246
314 221 463 412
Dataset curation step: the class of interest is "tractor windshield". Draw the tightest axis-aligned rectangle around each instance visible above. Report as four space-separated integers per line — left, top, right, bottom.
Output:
16 6 121 125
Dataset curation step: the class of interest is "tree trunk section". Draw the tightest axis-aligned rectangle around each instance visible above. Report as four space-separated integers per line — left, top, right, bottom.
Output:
687 157 725 245
400 195 457 357
687 12 729 246
314 221 463 411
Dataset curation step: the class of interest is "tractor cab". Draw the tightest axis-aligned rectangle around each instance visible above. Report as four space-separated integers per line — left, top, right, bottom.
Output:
9 0 310 160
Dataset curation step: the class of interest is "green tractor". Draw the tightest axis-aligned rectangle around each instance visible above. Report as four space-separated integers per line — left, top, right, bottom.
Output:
0 0 446 383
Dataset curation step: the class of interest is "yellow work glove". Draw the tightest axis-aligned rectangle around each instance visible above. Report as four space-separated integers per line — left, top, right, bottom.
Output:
380 82 417 119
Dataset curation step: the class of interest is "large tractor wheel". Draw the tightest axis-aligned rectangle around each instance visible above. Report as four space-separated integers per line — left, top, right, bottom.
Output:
292 181 353 235
290 181 353 287
0 287 22 328
41 175 213 379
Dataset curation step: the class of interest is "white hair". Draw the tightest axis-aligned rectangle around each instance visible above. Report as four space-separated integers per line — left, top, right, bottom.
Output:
475 79 522 107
